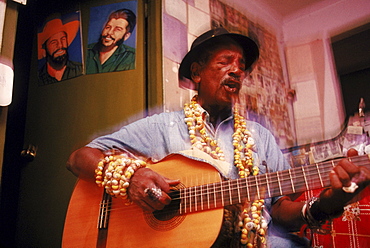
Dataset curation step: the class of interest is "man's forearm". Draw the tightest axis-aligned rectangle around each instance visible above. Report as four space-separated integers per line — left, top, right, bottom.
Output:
66 147 104 182
270 196 306 231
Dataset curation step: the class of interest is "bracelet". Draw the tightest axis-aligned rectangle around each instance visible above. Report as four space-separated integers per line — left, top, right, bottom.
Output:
307 197 330 222
95 155 115 187
94 154 147 202
301 197 332 234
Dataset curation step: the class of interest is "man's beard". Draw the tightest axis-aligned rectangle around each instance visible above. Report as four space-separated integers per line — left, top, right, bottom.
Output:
48 49 68 65
99 34 124 47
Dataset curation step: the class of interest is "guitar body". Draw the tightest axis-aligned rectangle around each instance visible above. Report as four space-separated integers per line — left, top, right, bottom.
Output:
63 154 224 248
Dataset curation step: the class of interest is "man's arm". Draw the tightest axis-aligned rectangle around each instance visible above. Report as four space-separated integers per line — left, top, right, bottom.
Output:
271 149 370 231
66 146 180 212
66 147 104 182
271 196 305 231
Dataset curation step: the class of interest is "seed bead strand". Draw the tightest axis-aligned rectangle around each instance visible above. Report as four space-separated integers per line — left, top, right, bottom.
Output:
184 96 266 247
184 95 225 160
234 104 267 247
95 154 146 205
95 155 115 187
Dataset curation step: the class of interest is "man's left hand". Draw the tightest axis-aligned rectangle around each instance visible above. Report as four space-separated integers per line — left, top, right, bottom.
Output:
318 148 370 216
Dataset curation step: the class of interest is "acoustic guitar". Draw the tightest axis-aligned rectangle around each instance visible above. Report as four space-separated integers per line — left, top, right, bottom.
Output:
62 153 370 248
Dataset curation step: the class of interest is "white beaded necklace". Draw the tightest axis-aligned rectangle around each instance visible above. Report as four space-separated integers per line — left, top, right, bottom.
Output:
184 95 267 247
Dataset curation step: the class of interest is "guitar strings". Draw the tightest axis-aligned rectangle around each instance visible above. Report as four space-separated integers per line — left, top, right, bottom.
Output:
167 155 370 213
97 155 370 216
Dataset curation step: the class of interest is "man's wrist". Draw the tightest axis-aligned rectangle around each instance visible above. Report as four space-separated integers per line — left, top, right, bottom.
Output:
301 196 343 234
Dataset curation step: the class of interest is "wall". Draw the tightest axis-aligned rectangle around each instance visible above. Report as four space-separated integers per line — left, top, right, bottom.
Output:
283 0 370 45
162 0 296 148
161 0 286 112
161 0 370 147
0 0 155 247
283 0 370 144
162 0 207 112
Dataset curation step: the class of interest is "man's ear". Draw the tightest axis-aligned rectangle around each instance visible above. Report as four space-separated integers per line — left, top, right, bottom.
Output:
123 32 131 41
190 62 201 83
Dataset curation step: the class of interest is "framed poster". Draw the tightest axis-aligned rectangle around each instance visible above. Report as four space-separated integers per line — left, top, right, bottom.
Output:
86 1 138 74
37 11 83 85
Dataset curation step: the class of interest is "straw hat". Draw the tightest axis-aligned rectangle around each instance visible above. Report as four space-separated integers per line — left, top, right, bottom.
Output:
38 16 80 60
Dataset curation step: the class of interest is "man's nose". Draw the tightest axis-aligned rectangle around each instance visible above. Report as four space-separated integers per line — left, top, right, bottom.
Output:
107 28 114 35
56 40 63 49
229 61 244 77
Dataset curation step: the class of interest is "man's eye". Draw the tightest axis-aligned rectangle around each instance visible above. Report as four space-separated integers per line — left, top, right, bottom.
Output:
240 61 246 70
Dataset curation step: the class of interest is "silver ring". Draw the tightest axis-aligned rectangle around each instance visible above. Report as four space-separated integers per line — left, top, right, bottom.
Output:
342 182 358 193
144 187 162 201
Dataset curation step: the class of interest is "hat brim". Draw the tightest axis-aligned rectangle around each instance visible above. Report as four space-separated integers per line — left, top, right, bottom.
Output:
178 33 259 89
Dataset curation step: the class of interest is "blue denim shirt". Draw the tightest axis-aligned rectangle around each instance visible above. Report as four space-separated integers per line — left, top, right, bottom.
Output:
87 110 309 247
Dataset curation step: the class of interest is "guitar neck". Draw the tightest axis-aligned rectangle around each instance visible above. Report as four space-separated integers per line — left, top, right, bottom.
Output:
178 154 370 214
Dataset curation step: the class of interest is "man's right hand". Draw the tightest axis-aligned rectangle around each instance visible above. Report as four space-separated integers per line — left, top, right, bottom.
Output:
128 168 180 212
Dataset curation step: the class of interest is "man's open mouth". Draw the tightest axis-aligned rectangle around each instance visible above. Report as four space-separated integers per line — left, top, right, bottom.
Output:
222 81 240 93
54 49 66 56
103 36 115 41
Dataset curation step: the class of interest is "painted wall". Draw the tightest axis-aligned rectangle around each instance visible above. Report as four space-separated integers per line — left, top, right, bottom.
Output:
282 0 370 45
283 0 370 144
161 0 370 147
162 0 295 148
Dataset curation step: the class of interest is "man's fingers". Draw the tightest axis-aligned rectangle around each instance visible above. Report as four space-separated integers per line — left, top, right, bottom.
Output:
166 178 181 186
336 158 360 179
347 148 358 157
330 169 350 189
143 186 173 210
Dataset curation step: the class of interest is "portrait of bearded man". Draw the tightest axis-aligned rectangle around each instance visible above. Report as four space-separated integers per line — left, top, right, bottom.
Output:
37 12 83 85
86 3 137 74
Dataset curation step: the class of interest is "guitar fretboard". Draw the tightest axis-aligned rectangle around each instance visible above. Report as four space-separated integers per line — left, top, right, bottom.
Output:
178 155 370 214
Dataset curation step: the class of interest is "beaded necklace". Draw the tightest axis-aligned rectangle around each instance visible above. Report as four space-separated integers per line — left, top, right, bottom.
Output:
184 95 267 247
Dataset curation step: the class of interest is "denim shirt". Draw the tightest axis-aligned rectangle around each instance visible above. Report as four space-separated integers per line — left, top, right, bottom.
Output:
87 110 308 247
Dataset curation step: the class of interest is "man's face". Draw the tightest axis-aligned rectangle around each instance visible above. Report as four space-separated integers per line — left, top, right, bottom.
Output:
45 31 68 62
193 44 247 108
100 18 130 48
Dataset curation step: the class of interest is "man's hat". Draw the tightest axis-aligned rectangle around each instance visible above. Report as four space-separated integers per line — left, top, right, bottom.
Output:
179 27 259 90
37 16 80 60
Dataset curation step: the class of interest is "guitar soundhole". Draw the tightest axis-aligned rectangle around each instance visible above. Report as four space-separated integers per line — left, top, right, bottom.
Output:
144 184 186 231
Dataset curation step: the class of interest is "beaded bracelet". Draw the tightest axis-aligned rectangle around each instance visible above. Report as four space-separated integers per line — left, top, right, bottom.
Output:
95 155 115 187
94 154 147 202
